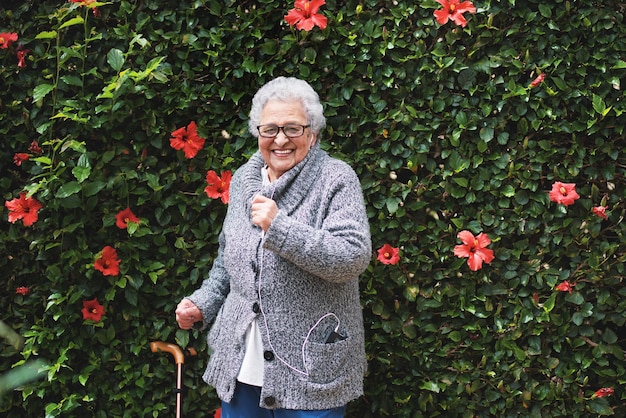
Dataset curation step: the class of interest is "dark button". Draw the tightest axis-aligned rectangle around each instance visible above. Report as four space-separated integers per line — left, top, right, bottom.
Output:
263 350 275 361
264 396 276 406
252 303 260 314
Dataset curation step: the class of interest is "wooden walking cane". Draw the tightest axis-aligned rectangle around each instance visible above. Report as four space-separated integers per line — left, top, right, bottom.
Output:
150 341 197 418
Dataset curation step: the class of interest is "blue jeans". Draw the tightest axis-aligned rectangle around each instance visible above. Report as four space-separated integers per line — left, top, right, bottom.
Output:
221 382 346 418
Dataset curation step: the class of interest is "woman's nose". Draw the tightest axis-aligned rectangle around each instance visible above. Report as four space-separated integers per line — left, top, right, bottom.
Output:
273 133 289 147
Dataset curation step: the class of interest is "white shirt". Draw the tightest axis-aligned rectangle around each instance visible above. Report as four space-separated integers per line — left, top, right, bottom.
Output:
236 318 264 386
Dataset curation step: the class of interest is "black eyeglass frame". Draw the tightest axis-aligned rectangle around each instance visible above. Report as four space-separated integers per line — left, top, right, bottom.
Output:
256 124 311 138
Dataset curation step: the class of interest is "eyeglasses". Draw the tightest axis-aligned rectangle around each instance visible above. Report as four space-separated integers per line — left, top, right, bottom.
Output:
257 124 310 138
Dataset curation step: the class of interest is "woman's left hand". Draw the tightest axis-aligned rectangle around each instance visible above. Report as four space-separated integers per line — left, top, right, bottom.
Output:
251 194 278 232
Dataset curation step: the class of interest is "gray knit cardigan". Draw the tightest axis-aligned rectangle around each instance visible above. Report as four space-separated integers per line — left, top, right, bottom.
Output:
187 144 372 410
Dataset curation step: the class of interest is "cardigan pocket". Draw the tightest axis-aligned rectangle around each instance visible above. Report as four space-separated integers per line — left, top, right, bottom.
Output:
304 335 352 384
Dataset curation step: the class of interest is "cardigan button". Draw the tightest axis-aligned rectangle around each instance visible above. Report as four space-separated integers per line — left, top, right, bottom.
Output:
263 350 275 361
264 396 276 406
252 302 260 314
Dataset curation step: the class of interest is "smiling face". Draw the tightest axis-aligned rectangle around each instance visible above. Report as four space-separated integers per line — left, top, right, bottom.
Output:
258 99 316 181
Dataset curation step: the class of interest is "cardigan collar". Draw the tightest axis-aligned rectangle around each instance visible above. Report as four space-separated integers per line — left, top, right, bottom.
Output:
242 144 326 213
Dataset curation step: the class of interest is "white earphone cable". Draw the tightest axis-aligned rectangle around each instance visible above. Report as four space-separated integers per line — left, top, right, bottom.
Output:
255 184 339 376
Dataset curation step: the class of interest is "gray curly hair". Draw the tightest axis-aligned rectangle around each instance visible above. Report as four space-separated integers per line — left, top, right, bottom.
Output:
248 77 326 138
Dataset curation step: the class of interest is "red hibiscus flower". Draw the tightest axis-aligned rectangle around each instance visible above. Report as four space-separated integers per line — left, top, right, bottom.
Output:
548 182 580 206
115 207 140 229
16 286 30 296
377 244 400 265
16 48 29 68
285 0 328 31
94 246 121 276
29 140 43 154
13 153 30 166
532 292 539 305
5 192 43 227
453 230 495 271
205 170 232 204
555 280 575 293
82 298 105 322
169 121 206 159
69 0 100 16
0 32 18 49
434 0 476 28
213 408 222 418
593 387 614 398
529 73 545 88
592 206 608 220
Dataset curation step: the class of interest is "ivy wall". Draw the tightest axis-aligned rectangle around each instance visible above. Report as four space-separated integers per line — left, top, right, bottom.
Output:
1 0 626 416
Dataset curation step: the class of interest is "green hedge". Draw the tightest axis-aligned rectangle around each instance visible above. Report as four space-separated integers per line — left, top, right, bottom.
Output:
2 0 625 416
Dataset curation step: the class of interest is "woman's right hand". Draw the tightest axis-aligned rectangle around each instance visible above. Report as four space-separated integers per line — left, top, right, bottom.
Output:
175 298 203 330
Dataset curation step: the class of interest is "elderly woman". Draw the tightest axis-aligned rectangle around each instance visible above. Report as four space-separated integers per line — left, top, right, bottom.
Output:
176 77 371 417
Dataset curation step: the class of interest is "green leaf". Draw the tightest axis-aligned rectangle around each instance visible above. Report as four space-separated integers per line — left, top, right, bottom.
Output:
385 197 400 214
61 75 83 87
479 127 494 142
83 181 106 196
565 292 584 305
602 327 618 344
543 293 557 313
514 190 529 204
72 166 91 183
107 48 125 72
304 47 317 63
61 140 87 153
501 185 515 198
78 373 89 386
538 4 552 17
545 357 559 369
127 221 139 235
35 30 57 39
175 329 190 349
55 181 82 198
59 16 84 30
420 381 441 393
592 93 607 115
452 177 468 188
451 218 464 229
31 156 53 166
33 84 55 103
448 150 470 173
586 398 613 415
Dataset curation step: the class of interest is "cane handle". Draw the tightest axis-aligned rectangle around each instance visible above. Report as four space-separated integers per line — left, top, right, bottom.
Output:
150 341 197 365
